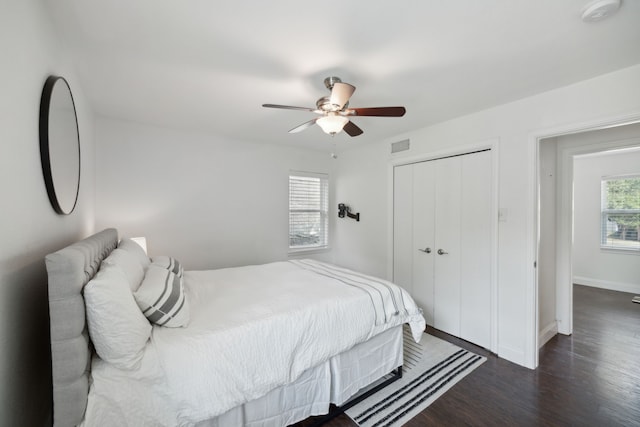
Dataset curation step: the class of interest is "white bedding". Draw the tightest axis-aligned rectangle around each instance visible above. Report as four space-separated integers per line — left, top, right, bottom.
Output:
83 260 425 426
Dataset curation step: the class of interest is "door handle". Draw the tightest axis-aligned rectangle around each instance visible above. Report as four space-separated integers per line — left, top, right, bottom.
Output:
418 247 431 253
437 249 448 255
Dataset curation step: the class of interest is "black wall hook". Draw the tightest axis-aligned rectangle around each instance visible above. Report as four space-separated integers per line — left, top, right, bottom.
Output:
338 203 360 222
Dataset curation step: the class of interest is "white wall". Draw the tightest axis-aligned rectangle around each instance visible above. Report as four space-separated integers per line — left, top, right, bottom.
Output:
94 118 335 270
332 141 392 277
0 1 95 425
333 64 640 368
573 142 640 294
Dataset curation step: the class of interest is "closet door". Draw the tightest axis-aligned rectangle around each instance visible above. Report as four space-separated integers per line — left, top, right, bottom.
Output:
433 156 462 336
459 150 492 347
393 149 493 350
412 161 435 324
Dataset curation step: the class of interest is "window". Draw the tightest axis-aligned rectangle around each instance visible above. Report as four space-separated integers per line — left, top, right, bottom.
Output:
601 175 640 250
289 172 329 251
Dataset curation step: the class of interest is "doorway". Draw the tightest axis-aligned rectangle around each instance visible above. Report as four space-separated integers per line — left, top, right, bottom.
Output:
536 122 640 359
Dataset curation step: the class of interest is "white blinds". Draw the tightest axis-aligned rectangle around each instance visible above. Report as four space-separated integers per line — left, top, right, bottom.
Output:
289 172 329 250
600 175 640 250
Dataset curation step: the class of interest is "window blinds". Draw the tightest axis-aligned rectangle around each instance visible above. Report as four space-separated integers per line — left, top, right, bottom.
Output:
600 175 640 250
289 172 329 250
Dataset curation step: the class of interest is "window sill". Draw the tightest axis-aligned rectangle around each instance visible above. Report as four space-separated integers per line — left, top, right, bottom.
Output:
600 246 640 255
288 246 331 257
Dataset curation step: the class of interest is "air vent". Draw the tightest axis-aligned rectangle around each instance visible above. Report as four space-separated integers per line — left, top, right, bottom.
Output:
391 139 410 153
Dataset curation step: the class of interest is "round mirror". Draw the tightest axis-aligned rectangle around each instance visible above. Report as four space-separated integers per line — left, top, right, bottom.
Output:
39 76 80 215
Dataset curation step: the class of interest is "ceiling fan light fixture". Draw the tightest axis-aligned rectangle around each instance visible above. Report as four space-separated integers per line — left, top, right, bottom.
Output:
581 0 621 22
317 114 349 135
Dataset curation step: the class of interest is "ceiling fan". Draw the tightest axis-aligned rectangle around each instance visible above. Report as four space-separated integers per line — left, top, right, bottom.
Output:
262 77 406 137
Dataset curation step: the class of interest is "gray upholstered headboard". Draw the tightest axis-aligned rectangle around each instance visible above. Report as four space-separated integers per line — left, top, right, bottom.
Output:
46 228 118 427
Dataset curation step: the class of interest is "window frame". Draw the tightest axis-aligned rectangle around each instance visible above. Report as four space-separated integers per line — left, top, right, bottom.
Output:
288 171 329 254
600 174 640 253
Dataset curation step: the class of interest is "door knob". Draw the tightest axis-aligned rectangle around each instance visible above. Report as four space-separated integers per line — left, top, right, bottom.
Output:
418 247 431 253
437 249 448 255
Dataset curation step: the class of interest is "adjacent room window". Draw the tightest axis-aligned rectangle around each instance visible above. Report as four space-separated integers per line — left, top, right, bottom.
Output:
601 175 640 250
289 171 329 251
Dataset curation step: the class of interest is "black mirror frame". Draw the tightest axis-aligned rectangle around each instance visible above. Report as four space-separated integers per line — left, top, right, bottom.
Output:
39 75 81 215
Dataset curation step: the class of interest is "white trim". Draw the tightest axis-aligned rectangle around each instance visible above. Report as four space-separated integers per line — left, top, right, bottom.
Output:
556 144 574 338
387 138 500 354
386 162 395 282
600 246 640 255
289 170 329 179
288 246 331 256
538 321 558 349
490 140 500 355
601 172 640 180
528 110 640 370
574 276 640 295
497 344 526 366
526 128 538 370
388 139 497 168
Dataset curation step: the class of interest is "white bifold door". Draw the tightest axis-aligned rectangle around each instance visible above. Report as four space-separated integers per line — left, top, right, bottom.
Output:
393 150 492 349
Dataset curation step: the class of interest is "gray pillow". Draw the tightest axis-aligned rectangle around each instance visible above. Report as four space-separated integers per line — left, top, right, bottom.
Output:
101 248 144 291
119 238 151 270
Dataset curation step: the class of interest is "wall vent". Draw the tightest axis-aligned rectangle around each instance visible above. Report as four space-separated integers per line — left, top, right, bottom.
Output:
391 139 410 153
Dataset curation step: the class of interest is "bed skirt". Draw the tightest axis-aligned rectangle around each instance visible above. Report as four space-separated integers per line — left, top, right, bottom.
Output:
196 325 403 427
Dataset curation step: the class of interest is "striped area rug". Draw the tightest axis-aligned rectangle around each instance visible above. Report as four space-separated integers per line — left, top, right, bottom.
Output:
345 328 486 427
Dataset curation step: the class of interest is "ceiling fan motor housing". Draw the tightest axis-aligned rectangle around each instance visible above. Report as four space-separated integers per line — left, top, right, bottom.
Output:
316 96 346 112
323 76 342 90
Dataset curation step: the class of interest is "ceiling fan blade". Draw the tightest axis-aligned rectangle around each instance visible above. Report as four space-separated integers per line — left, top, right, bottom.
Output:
349 106 406 117
288 118 318 133
343 120 364 137
263 104 316 112
329 82 356 109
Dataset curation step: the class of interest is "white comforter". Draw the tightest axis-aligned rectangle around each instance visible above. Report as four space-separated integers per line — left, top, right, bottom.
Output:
83 260 425 426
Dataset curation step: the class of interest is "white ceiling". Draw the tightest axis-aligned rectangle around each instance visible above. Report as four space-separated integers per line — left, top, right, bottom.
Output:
45 0 640 151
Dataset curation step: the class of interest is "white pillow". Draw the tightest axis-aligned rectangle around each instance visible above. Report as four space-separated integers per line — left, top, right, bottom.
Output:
101 248 144 291
84 264 152 370
118 237 151 271
134 264 189 328
151 255 184 278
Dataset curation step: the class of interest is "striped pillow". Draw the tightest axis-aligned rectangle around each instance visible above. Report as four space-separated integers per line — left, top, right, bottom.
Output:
151 255 183 278
134 265 189 327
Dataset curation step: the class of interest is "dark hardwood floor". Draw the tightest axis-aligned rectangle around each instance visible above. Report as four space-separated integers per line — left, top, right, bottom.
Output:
295 285 640 427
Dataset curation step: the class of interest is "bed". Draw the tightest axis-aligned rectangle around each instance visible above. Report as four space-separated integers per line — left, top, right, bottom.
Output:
46 229 426 426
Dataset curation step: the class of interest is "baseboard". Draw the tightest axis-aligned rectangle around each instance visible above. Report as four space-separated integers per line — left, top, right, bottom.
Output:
573 276 640 295
498 344 529 369
538 321 558 349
